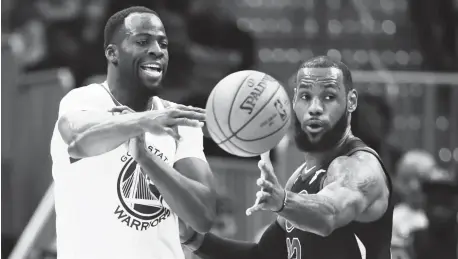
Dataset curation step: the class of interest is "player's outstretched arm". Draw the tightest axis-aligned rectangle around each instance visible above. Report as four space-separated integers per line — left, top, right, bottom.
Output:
59 109 147 158
180 220 286 259
58 94 205 158
248 151 389 236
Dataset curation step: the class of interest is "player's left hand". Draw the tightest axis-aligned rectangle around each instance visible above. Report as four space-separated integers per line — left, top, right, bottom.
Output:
111 106 148 159
128 132 148 161
246 151 286 216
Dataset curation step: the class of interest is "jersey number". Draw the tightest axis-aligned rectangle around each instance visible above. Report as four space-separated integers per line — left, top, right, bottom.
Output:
286 237 301 259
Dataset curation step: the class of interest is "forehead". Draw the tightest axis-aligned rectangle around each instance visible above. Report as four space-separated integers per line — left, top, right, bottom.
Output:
297 67 343 84
124 12 165 35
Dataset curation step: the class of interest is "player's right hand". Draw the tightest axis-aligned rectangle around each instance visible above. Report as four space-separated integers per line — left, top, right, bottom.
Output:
140 96 206 140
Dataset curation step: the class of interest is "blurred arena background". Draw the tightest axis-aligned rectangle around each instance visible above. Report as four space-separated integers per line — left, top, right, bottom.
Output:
1 0 457 258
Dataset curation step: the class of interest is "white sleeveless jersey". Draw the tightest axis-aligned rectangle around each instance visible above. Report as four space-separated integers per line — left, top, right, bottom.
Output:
50 83 206 259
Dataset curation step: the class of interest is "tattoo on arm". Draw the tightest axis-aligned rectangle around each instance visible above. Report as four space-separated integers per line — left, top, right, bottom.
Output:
323 153 383 202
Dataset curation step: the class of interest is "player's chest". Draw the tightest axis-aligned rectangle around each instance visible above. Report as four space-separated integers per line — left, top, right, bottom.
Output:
289 165 328 195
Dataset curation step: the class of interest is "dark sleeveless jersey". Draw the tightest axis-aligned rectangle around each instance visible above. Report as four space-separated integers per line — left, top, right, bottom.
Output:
285 137 394 259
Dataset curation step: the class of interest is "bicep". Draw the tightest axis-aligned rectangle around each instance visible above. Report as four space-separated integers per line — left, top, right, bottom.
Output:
319 153 389 225
174 126 213 186
174 157 214 187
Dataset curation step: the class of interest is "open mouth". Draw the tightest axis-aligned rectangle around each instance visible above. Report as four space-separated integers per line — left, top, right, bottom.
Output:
140 63 162 78
304 121 325 133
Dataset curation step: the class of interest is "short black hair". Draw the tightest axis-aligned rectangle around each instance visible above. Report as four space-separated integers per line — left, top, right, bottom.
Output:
103 6 158 49
297 56 353 92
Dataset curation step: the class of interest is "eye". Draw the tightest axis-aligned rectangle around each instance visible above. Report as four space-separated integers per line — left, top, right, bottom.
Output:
324 94 336 101
159 41 168 49
300 94 311 101
137 40 148 46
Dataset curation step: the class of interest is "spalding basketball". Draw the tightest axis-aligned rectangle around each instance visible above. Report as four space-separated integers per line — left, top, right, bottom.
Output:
205 70 291 157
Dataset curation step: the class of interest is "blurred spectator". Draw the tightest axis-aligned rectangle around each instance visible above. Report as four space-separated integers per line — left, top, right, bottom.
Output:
391 150 436 259
393 150 436 206
412 172 458 259
351 93 403 175
409 0 458 71
8 1 48 70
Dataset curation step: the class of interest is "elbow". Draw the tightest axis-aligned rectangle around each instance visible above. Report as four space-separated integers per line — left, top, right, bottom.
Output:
310 216 335 237
194 197 217 233
194 218 213 234
68 138 87 158
192 210 214 233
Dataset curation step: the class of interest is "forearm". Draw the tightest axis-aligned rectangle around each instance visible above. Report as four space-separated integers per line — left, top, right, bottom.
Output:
194 233 260 259
189 221 285 259
66 112 146 158
137 154 215 232
277 191 337 236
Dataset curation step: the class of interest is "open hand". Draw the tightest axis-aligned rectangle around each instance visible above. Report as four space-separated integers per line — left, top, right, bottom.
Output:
140 97 206 141
246 151 286 216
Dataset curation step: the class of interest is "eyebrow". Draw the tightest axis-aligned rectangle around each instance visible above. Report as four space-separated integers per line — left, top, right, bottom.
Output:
132 32 167 37
298 82 340 90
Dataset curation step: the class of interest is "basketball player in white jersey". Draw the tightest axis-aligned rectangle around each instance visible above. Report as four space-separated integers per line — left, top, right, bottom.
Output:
50 6 216 259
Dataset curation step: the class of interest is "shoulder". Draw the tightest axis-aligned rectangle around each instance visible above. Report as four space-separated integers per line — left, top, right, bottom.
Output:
328 151 384 179
61 84 106 104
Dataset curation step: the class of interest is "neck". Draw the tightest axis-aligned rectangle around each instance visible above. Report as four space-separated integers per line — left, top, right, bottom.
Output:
304 126 353 166
106 68 156 111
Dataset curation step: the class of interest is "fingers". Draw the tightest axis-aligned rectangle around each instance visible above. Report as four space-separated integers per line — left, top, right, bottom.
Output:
170 118 205 128
246 203 265 216
163 127 181 141
258 160 277 183
260 151 273 172
260 151 271 164
258 160 268 180
152 96 165 110
153 97 205 114
256 190 271 200
169 110 206 121
246 190 270 216
174 104 206 113
256 178 274 190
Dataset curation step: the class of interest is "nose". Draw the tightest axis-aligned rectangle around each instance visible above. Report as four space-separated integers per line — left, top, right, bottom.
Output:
147 42 164 58
308 98 323 116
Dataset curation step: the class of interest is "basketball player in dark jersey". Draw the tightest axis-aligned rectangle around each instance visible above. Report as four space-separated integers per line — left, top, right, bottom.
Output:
180 56 394 259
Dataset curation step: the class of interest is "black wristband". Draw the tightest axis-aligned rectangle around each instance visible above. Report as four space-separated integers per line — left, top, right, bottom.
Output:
273 189 287 213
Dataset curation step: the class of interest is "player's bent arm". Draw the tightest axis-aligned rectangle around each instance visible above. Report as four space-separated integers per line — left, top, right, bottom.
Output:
59 110 146 158
136 154 216 232
277 151 389 236
181 220 286 259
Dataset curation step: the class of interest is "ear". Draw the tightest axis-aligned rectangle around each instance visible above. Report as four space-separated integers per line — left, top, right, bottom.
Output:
105 44 118 65
347 89 358 113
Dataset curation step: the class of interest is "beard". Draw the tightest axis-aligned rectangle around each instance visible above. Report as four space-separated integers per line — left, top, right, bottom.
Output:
294 111 349 152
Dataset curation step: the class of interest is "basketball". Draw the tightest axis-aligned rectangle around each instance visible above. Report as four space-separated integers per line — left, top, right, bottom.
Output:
205 70 292 157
